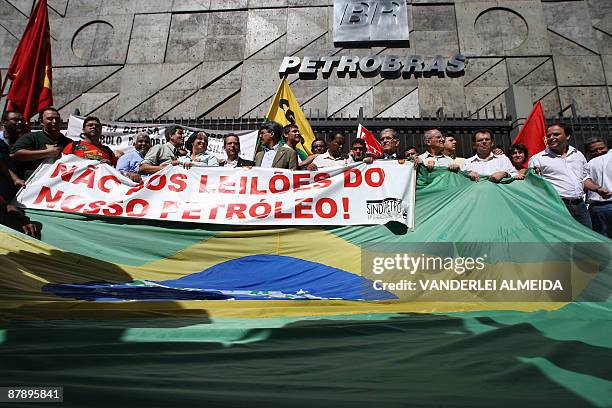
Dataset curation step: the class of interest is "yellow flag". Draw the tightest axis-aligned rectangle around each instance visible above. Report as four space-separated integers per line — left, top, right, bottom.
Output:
265 76 315 158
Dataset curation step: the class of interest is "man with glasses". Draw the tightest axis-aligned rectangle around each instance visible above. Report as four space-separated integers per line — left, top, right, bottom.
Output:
0 111 27 146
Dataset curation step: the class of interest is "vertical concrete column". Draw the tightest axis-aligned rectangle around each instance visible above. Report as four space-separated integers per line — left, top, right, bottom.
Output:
505 85 533 139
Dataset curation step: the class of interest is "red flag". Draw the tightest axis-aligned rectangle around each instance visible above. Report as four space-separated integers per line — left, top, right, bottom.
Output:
6 0 53 121
513 100 547 167
357 124 383 157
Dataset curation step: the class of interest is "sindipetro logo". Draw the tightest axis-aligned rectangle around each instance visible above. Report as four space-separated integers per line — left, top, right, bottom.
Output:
366 198 407 222
334 0 410 47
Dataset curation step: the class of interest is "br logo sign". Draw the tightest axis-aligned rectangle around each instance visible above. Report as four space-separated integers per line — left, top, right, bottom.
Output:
333 0 409 47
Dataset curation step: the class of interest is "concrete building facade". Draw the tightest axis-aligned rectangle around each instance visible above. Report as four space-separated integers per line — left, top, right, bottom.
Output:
1 0 611 122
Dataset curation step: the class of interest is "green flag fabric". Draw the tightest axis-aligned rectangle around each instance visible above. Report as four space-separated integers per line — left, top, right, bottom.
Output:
0 168 610 407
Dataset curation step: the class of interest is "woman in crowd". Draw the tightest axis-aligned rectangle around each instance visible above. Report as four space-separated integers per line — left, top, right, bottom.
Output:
507 143 529 180
179 132 219 168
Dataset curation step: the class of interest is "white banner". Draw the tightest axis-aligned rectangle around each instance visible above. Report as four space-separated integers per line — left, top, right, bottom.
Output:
16 156 416 227
66 115 258 161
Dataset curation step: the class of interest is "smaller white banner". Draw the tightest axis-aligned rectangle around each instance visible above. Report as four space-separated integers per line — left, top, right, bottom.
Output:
66 115 258 161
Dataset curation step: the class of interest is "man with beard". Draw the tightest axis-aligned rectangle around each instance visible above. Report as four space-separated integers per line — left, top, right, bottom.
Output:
117 133 152 182
11 107 72 180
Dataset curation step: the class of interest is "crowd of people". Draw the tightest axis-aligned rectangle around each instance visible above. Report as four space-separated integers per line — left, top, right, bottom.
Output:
0 106 610 238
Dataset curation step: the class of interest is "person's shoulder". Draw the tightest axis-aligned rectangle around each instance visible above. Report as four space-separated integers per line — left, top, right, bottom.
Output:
588 152 608 166
18 130 43 142
571 147 587 161
11 131 39 150
239 157 255 166
25 130 44 138
147 144 163 153
100 143 114 155
59 134 73 145
122 149 139 160
116 151 130 164
530 150 547 160
62 141 76 153
143 144 162 160
313 152 328 162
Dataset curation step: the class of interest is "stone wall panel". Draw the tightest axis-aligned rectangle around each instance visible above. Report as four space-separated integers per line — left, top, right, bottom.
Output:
1 1 610 119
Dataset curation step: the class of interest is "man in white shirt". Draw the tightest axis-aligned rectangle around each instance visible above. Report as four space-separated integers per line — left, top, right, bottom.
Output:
417 128 457 171
461 129 517 182
529 123 595 228
585 146 612 237
313 133 346 168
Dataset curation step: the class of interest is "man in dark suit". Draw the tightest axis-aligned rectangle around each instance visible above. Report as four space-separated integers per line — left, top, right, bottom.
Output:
221 134 255 167
254 121 297 170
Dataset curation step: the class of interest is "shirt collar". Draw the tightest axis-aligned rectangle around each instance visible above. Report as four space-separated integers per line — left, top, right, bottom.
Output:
469 152 498 162
423 151 444 158
544 146 576 157
263 143 280 153
323 151 343 160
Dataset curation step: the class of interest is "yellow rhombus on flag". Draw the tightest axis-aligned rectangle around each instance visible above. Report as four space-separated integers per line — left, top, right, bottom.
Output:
264 76 316 159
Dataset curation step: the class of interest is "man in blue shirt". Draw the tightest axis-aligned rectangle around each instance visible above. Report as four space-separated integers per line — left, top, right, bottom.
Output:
117 133 151 182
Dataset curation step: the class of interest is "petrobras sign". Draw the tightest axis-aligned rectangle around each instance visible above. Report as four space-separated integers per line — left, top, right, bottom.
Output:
333 0 410 47
280 1 467 80
278 54 466 80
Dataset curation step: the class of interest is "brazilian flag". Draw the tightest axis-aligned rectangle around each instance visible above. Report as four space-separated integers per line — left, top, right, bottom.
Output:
1 169 611 407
